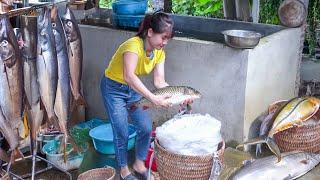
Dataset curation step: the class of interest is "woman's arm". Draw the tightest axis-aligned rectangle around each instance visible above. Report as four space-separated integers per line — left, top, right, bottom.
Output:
153 60 169 89
123 52 170 107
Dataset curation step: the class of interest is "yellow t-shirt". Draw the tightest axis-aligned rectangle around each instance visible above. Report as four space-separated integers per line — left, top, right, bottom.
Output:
105 36 165 84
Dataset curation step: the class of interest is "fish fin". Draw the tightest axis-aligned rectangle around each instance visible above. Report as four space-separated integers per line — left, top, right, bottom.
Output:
22 112 30 138
0 148 10 162
255 144 262 157
1 172 10 179
39 97 45 111
23 93 31 110
236 137 266 150
48 114 59 130
266 137 282 163
242 159 254 166
300 160 309 165
75 95 87 107
10 148 24 163
283 174 292 180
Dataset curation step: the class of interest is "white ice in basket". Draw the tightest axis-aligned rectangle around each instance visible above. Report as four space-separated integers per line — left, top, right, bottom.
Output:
156 113 222 156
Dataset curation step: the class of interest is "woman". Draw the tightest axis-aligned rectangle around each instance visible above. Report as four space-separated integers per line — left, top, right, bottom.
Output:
101 11 181 180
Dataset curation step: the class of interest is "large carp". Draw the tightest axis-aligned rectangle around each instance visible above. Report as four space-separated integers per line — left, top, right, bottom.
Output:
62 6 86 107
37 7 58 125
51 5 70 161
237 97 320 162
230 151 320 180
130 86 201 111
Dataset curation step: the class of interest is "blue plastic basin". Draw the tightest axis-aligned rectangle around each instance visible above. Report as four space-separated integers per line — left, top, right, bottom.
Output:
112 0 147 15
112 13 144 29
89 123 137 154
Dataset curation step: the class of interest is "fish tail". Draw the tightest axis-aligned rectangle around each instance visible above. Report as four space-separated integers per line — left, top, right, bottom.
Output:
10 148 24 163
0 148 9 162
236 136 266 150
75 95 87 107
63 136 67 163
49 114 58 127
266 137 282 162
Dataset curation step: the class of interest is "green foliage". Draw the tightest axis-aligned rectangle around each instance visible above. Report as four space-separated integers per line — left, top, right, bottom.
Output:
306 0 320 56
172 0 224 18
259 0 281 24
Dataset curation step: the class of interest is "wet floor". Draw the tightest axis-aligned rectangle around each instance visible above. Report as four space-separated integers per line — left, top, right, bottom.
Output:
7 143 320 179
219 148 320 180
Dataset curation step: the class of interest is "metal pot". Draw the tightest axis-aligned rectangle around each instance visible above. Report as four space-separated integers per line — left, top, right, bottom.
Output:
221 29 262 49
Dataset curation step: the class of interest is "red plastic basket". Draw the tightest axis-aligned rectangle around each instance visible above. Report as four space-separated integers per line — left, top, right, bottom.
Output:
145 147 157 172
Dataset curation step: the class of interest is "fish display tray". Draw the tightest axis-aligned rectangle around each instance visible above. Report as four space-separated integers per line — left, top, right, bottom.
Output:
155 139 225 180
274 121 320 153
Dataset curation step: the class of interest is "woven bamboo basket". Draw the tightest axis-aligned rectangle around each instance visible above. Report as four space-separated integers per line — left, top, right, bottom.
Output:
77 166 116 180
155 139 225 180
274 120 320 153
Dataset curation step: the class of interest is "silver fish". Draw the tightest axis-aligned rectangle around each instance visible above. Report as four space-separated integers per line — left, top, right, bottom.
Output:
37 7 58 125
230 151 320 180
130 86 201 110
21 14 44 180
63 6 86 107
0 15 24 170
51 5 71 161
0 15 24 134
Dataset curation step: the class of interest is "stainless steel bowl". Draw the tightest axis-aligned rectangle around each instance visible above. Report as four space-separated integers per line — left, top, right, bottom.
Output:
221 30 262 49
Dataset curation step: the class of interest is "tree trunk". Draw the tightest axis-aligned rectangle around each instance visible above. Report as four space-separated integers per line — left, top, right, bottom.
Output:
235 0 252 21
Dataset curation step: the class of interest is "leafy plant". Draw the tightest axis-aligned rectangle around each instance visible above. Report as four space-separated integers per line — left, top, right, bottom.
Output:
306 0 320 57
172 0 224 18
259 0 281 24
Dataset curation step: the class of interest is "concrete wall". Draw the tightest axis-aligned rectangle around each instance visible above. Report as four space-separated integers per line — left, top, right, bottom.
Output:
244 27 302 140
80 25 248 142
79 24 301 143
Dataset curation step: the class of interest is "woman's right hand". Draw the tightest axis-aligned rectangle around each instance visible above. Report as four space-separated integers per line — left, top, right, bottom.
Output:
150 94 172 108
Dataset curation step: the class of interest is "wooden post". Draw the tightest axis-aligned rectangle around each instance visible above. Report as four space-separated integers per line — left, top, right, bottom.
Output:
252 0 260 23
235 0 252 21
223 0 236 20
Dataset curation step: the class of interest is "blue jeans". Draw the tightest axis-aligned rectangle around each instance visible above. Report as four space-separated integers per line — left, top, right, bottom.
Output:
100 76 152 168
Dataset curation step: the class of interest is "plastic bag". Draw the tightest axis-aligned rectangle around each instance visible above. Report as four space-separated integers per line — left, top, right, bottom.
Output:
156 113 222 156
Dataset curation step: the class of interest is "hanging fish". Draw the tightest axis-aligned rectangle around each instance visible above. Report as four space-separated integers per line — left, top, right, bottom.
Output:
37 7 58 126
51 5 71 163
0 15 24 171
62 6 86 107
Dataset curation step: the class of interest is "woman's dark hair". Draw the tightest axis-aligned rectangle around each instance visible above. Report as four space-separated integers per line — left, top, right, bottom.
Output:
136 11 174 39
